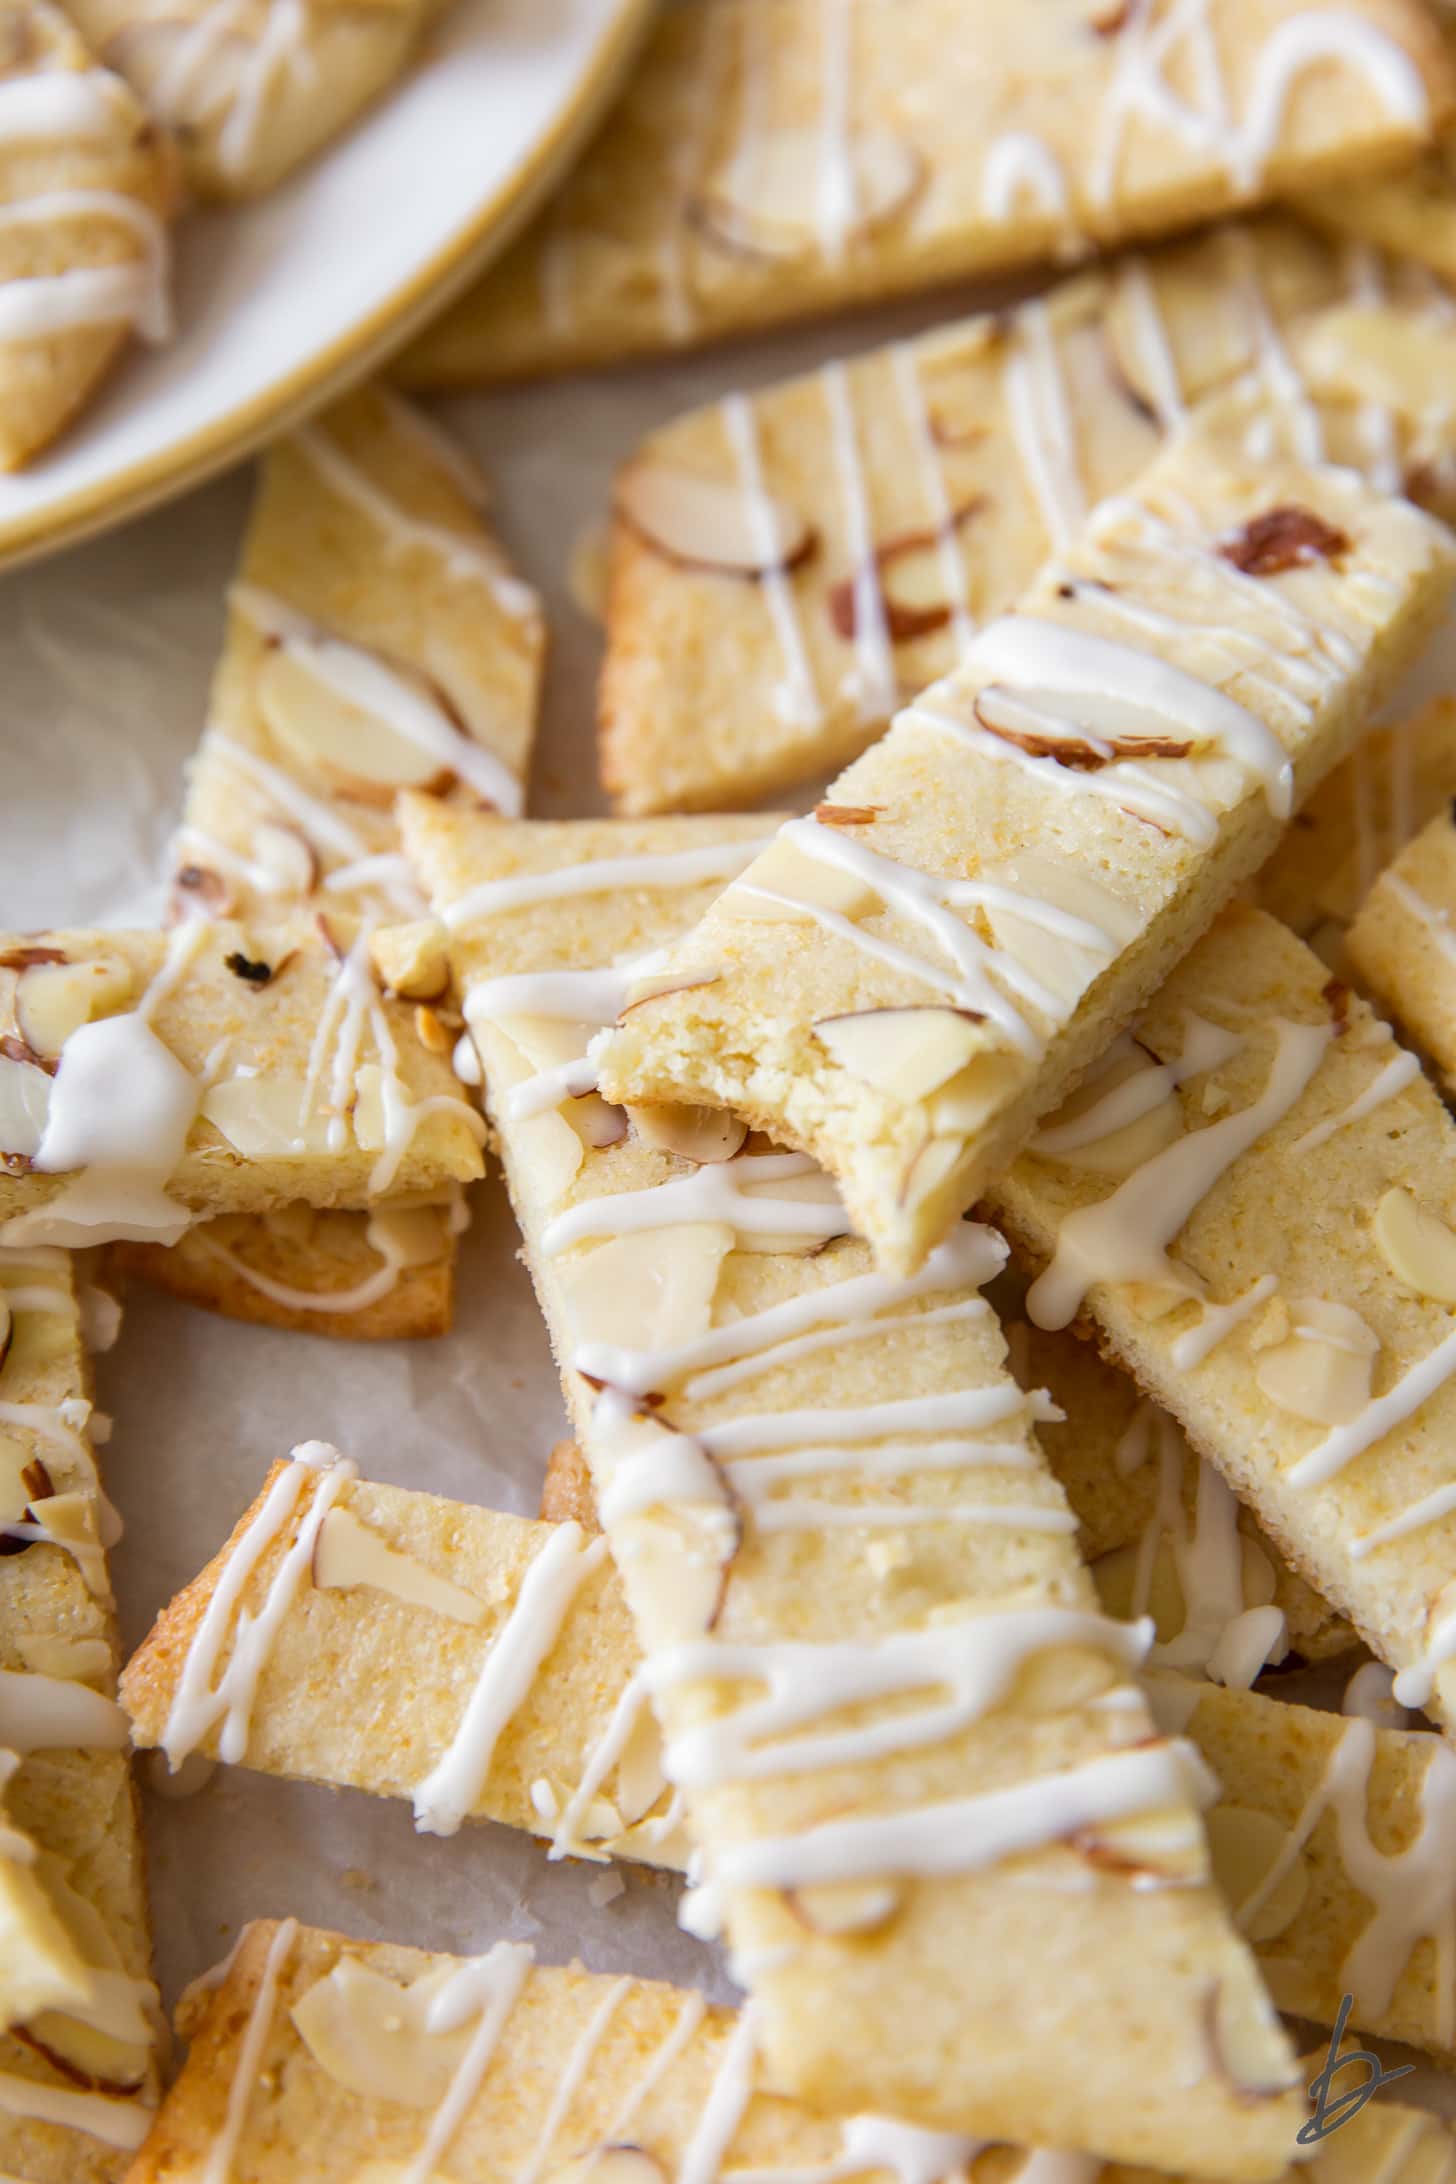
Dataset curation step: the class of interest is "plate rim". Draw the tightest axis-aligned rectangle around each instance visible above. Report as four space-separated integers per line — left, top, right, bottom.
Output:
0 0 655 576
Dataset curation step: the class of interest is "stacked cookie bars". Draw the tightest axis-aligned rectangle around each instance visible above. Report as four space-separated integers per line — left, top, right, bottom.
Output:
30 0 1456 2171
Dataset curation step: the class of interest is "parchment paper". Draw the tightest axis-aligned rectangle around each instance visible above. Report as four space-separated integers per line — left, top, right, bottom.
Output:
5 273 1456 2102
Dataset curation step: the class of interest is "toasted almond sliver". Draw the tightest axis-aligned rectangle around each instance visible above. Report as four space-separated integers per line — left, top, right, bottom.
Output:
1373 1187 1456 1304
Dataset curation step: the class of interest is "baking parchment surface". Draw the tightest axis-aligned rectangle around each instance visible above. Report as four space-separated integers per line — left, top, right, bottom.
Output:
3 281 1456 2112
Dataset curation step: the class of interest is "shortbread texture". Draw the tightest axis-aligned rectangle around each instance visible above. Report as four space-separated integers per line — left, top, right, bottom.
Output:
403 799 1302 2177
0 921 484 1244
1347 808 1456 1084
597 431 1456 1275
64 0 439 197
0 1248 158 2179
991 903 1456 1733
601 218 1456 815
134 1921 1449 2184
400 0 1453 387
121 1459 684 1867
0 1 175 469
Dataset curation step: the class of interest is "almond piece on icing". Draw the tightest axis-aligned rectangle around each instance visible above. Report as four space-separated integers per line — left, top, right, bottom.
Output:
615 461 814 577
311 1506 485 1626
1373 1187 1456 1304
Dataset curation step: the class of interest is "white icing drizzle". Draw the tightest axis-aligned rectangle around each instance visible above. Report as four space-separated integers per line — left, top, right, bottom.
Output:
1125 1417 1284 1683
889 341 975 655
0 68 128 141
1383 872 1456 968
575 1226 1006 1400
188 1205 429 1317
205 731 373 865
403 1944 534 2184
1028 1017 1333 1329
1003 303 1084 554
981 133 1069 226
1288 1324 1456 1492
1031 1015 1243 1158
683 1296 988 1403
968 615 1295 818
1092 0 1428 204
649 1610 1150 1788
1236 1717 1456 2044
815 0 856 264
201 1917 298 2183
721 394 821 728
726 2113 986 2184
755 815 1081 1054
1113 255 1186 428
218 0 313 179
412 1520 609 1837
293 421 538 622
1354 1479 1456 1561
1286 1043 1421 1157
514 1976 632 2184
297 915 484 1196
1169 1272 1279 1371
677 2005 759 2184
0 189 170 344
823 360 896 718
692 1738 1209 1905
231 585 523 818
0 2067 153 2151
597 1986 707 2147
444 837 771 931
541 1150 848 1257
0 1667 128 1752
0 920 206 1250
162 1443 356 1768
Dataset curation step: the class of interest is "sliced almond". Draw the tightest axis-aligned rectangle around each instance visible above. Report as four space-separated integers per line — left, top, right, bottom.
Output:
258 645 454 808
1296 303 1456 421
786 1879 904 1936
548 2149 666 2184
617 970 721 1017
251 821 319 897
414 1005 450 1056
1106 258 1255 418
370 920 449 1003
727 835 877 924
614 461 814 578
171 864 235 919
559 1223 733 1355
627 1104 747 1164
15 2006 150 2094
15 1634 112 1681
976 853 1140 1015
569 1094 630 1150
735 1162 847 1254
200 1075 336 1159
611 1705 670 1829
312 1506 484 1625
694 128 922 262
14 956 134 1061
1205 1978 1300 2101
1255 1321 1376 1427
814 1007 988 1103
0 1050 50 1160
1012 1641 1122 1715
1373 1187 1456 1303
929 1052 1029 1138
1074 1806 1207 1885
292 1960 473 2107
1206 1804 1307 1944
364 1202 451 1271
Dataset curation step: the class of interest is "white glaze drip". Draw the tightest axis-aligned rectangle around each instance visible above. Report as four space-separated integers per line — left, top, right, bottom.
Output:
413 1521 609 1836
722 394 821 728
650 1609 1150 1788
981 133 1069 225
514 1977 632 2184
0 188 170 342
823 360 896 718
445 836 771 931
0 2068 153 2150
231 585 523 818
1169 1272 1279 1371
889 342 976 655
201 1917 297 2182
162 1444 355 1767
1288 1324 1456 1492
1003 303 1084 554
1028 1017 1332 1328
402 1942 533 2184
1287 1044 1421 1157
542 1150 847 1257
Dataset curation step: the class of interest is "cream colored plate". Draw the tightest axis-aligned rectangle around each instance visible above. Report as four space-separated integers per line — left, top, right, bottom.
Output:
0 0 653 572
